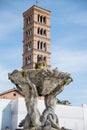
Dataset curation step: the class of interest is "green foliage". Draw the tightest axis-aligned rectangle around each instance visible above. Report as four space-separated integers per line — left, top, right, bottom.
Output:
35 61 46 69
63 79 68 85
57 99 71 105
50 89 55 95
37 87 42 95
57 99 63 104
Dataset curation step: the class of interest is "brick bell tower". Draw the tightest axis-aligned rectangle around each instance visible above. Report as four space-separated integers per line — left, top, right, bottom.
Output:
22 5 51 69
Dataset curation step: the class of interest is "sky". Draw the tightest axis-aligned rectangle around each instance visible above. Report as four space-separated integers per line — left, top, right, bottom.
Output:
0 0 87 106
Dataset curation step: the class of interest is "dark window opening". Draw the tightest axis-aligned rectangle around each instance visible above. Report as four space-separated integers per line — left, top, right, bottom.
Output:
37 41 46 51
44 57 46 61
26 56 31 64
37 55 43 62
40 29 43 35
28 41 31 51
43 43 46 51
37 28 40 34
37 14 46 24
13 93 16 96
44 30 46 36
37 28 46 36
38 14 40 22
41 42 43 49
43 17 46 24
26 15 32 24
26 28 32 37
37 41 40 49
40 16 43 22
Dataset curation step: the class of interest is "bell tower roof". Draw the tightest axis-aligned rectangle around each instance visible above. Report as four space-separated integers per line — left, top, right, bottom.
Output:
23 5 51 16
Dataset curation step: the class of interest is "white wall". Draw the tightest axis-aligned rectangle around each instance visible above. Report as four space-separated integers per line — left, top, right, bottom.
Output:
0 99 11 130
83 104 87 130
0 98 87 130
11 99 18 130
0 109 3 130
55 104 84 130
17 98 27 128
10 98 27 129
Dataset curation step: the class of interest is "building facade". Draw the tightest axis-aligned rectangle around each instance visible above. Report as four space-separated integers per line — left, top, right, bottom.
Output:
0 88 44 100
22 5 51 69
0 88 23 99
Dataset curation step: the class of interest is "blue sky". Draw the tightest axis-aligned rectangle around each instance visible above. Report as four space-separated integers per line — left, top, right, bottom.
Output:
0 0 87 106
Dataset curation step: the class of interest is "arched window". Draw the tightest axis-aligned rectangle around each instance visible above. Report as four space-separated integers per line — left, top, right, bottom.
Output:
37 28 46 36
26 28 33 37
40 16 43 23
43 43 46 51
37 41 46 51
28 41 31 51
30 28 32 35
44 30 46 36
37 41 40 49
40 28 43 35
26 15 32 24
37 55 43 62
43 17 46 24
26 30 30 37
41 42 43 50
37 14 46 24
37 28 40 34
26 16 30 24
38 14 40 22
26 56 31 64
44 56 46 61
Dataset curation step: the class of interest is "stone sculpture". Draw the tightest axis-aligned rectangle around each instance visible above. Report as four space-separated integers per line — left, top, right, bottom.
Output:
8 67 73 130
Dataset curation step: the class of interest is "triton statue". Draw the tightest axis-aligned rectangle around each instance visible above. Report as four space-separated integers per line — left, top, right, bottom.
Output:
8 62 73 130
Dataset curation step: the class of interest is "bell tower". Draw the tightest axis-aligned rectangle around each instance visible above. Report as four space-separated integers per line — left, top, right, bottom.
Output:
22 5 51 69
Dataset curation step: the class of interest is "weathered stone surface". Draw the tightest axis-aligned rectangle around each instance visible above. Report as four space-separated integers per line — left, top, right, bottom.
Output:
8 68 72 130
8 68 72 96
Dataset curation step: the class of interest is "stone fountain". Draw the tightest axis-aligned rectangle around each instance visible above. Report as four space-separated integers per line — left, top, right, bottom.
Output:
8 62 73 130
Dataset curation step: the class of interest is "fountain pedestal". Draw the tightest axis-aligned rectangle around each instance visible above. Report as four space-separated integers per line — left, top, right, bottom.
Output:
8 68 72 130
